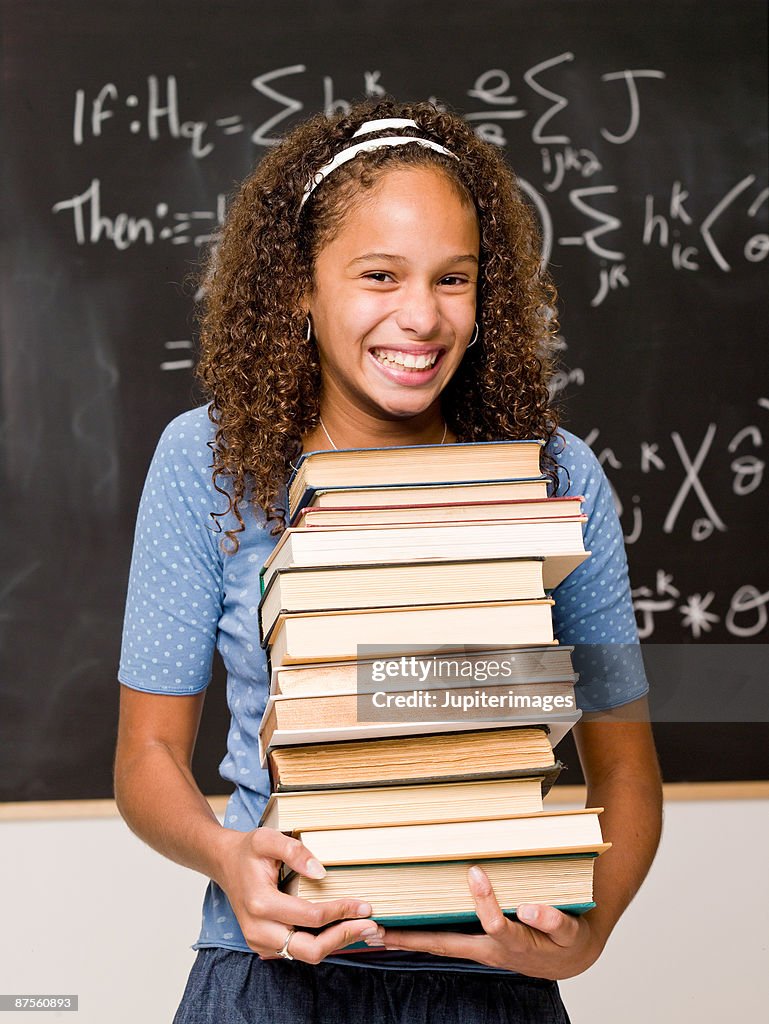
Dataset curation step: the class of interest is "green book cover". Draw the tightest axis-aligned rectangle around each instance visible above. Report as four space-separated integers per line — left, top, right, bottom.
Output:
368 902 596 928
332 902 596 953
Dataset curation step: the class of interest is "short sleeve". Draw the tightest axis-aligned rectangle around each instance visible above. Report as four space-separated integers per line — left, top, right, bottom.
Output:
118 412 224 694
550 433 649 712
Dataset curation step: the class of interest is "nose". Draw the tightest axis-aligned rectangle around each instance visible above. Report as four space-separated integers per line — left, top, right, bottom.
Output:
394 282 441 338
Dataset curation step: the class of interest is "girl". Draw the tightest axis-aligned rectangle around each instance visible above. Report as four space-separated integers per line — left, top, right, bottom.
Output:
116 99 662 1023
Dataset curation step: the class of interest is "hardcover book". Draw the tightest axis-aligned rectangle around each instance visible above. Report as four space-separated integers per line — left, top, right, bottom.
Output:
281 853 604 925
260 518 589 595
290 476 549 521
258 775 554 832
263 598 556 666
293 494 584 529
258 558 548 647
267 725 560 790
287 439 545 518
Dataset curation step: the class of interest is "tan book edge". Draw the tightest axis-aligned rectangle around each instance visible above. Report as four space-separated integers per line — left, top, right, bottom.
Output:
263 545 589 595
297 495 584 527
259 776 548 832
258 556 548 642
265 598 557 665
260 715 580 770
296 807 608 864
294 842 612 866
282 856 600 919
262 515 587 574
267 727 559 790
299 477 549 515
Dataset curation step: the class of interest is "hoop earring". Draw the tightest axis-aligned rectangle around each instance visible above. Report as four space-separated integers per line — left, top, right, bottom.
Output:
305 316 313 341
466 322 479 349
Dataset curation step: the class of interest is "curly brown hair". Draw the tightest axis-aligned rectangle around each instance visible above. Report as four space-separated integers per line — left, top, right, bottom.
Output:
196 98 562 551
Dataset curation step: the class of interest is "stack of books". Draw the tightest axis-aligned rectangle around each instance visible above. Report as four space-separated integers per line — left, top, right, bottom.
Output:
256 440 609 934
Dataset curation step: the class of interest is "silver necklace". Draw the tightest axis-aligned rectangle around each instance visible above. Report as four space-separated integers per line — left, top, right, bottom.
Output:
318 414 447 451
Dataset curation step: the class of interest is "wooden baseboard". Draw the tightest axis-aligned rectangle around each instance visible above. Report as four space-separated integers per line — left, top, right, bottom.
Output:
1 780 768 820
549 780 769 803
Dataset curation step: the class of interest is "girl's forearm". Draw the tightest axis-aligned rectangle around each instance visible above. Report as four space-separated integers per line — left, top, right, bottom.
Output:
584 766 663 945
114 743 231 885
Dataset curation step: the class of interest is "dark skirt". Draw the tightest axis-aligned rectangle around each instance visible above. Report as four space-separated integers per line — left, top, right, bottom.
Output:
173 948 572 1024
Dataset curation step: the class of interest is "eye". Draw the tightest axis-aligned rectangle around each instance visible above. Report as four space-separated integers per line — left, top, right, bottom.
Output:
362 271 395 283
439 274 469 287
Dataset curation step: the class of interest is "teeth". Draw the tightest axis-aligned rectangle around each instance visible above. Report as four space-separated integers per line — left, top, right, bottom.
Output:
373 349 439 370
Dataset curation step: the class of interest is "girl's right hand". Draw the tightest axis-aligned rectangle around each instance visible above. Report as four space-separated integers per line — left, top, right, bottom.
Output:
213 826 385 962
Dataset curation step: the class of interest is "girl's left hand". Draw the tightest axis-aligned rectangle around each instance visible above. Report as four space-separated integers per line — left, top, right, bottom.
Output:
381 865 607 979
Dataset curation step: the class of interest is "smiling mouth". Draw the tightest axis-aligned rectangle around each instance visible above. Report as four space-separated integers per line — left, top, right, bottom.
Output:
371 348 442 370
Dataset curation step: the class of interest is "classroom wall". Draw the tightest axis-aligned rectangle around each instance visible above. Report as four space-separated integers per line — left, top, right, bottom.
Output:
2 795 767 1023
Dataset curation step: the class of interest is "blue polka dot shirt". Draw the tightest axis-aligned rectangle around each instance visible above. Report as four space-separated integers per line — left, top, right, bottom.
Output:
118 404 648 968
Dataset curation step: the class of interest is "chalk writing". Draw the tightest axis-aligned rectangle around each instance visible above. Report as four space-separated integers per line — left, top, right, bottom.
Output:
727 586 769 638
548 335 585 399
52 180 227 250
634 574 768 640
73 76 215 157
541 145 602 193
469 56 664 148
57 58 766 325
643 176 768 272
591 399 768 639
465 68 528 147
50 58 768 645
160 340 194 372
251 65 306 145
599 70 666 145
53 179 154 248
664 426 727 539
590 412 767 549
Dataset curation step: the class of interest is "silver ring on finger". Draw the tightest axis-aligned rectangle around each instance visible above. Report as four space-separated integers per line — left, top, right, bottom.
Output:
275 927 296 960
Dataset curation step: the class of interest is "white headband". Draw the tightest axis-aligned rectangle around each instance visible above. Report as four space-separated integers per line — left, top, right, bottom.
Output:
299 118 458 210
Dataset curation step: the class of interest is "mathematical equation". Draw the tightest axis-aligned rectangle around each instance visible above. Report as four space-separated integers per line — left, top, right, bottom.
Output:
51 169 768 311
632 570 767 640
587 398 769 639
47 59 768 395
53 179 227 250
54 61 769 312
51 59 765 313
68 58 664 154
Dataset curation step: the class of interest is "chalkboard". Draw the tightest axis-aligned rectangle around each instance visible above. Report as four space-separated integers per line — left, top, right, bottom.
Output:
2 0 767 802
